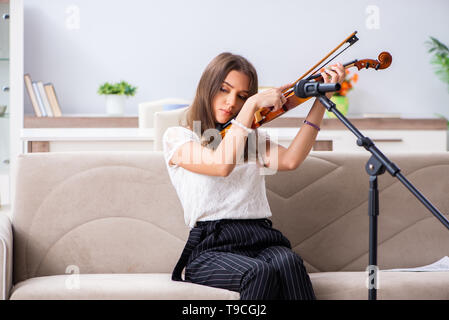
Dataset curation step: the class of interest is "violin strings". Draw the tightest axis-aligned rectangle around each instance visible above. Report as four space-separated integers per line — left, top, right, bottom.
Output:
279 43 351 100
281 31 359 100
306 42 354 81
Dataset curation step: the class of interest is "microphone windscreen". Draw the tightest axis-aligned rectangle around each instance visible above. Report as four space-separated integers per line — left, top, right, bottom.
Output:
294 80 308 98
321 83 341 92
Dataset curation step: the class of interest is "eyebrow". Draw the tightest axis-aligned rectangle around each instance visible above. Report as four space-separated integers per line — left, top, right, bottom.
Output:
223 81 249 93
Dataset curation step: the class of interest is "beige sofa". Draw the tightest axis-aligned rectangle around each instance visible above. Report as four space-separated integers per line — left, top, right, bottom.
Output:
1 151 449 300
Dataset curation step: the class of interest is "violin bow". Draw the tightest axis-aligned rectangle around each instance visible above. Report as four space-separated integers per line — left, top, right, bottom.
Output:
219 31 361 133
283 31 359 99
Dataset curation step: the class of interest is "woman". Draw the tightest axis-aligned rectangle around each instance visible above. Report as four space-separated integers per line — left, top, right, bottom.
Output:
163 52 345 300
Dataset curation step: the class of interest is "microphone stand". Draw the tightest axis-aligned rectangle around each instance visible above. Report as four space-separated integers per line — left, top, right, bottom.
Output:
316 94 449 301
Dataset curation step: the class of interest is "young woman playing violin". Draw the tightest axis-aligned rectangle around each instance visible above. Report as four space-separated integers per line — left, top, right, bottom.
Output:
163 52 345 300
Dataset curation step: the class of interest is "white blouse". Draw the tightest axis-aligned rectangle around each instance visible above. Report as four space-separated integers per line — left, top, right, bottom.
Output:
162 126 273 228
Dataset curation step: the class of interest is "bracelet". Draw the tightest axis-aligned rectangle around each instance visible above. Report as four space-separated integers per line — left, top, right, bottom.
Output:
303 119 321 131
231 119 254 134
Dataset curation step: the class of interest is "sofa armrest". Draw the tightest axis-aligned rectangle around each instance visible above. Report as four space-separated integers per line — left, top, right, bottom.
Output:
0 214 12 300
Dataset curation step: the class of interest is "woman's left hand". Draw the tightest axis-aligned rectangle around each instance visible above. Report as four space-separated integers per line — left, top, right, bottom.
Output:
320 62 345 98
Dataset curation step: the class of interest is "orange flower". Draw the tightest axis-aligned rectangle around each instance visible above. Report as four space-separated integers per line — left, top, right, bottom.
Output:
335 71 359 96
341 82 350 90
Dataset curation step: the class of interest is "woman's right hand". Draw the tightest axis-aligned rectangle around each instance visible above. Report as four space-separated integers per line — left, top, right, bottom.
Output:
247 83 292 112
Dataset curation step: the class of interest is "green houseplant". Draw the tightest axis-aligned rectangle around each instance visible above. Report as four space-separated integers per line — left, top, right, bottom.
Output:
426 37 449 92
97 81 137 115
426 37 449 130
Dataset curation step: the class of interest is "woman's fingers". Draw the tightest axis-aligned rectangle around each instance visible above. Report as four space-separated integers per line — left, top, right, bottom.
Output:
321 69 335 83
259 88 285 111
320 63 345 84
320 71 328 83
281 94 287 105
323 67 338 83
273 93 283 111
330 63 345 84
279 83 292 92
273 85 289 110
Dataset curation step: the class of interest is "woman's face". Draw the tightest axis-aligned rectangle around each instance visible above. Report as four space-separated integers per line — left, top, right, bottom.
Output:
212 70 250 124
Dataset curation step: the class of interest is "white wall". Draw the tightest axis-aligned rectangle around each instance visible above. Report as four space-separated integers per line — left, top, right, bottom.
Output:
23 0 449 119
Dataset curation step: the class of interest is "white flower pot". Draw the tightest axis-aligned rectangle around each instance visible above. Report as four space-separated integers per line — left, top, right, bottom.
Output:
105 95 126 115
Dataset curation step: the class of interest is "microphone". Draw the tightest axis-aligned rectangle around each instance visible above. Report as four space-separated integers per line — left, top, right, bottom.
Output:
294 80 341 98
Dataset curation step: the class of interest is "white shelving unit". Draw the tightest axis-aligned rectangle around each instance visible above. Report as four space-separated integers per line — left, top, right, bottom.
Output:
1 0 23 210
0 1 10 207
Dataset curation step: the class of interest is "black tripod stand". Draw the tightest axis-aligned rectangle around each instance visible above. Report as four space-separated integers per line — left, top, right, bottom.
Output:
316 95 449 300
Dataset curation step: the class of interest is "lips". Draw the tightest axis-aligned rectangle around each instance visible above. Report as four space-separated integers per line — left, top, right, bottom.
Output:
220 109 232 115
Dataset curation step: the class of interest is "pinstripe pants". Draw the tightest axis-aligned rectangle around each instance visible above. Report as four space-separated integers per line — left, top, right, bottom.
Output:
172 218 315 300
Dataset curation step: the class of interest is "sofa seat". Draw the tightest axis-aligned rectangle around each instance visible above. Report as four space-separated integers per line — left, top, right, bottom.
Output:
9 273 240 300
10 271 449 300
310 271 449 300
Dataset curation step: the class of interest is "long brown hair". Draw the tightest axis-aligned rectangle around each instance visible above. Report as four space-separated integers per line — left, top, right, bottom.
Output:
183 52 264 163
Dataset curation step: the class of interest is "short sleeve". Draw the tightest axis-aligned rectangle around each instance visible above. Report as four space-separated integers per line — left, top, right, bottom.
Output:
162 126 199 169
255 129 272 168
257 129 270 142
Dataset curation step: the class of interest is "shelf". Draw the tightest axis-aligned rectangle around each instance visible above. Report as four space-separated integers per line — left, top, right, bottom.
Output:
21 128 154 141
23 115 448 130
24 114 138 128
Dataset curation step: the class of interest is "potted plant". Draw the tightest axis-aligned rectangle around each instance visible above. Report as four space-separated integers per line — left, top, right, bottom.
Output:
426 37 449 151
325 70 358 118
426 37 449 127
97 80 137 115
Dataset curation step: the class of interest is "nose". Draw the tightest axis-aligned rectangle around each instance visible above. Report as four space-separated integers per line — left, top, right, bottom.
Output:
225 93 237 109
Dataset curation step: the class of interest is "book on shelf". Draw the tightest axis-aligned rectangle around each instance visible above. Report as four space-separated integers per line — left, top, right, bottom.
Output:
44 83 62 117
23 74 63 117
32 81 47 117
23 74 42 117
37 81 53 117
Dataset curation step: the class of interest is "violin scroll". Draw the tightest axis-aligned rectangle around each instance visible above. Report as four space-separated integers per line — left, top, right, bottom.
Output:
354 51 392 71
376 51 393 69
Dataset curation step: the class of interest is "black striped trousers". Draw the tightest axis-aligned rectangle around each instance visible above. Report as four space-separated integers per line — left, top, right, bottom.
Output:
172 218 315 300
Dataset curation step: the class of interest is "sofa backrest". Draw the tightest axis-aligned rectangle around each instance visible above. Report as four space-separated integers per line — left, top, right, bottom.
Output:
11 151 449 283
265 152 449 273
12 152 189 284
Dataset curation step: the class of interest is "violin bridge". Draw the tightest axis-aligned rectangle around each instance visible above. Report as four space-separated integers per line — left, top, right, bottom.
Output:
254 110 263 123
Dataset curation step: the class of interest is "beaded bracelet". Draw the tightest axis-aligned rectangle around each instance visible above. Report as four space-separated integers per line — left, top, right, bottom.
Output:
231 119 254 134
303 119 321 131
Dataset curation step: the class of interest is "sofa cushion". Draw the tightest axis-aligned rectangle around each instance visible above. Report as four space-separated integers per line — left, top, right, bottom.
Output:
10 271 449 300
9 273 240 300
310 271 449 300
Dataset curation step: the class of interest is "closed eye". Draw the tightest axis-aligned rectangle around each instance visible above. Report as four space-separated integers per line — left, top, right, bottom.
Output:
220 87 247 100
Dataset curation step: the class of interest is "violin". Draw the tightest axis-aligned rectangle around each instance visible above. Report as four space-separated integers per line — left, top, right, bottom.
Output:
218 31 392 137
